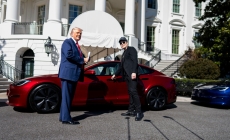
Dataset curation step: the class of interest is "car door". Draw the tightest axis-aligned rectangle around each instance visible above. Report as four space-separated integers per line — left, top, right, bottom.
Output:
73 63 118 106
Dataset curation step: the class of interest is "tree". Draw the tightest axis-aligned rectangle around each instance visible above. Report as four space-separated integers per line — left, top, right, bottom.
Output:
193 0 230 77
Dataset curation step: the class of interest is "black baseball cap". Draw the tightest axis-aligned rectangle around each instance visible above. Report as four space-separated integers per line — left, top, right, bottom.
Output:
119 37 128 43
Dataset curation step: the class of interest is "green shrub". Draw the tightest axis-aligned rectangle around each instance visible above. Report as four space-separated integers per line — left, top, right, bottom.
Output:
179 58 220 80
175 78 220 97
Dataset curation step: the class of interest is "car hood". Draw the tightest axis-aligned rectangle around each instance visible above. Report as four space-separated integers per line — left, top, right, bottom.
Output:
195 84 216 89
194 83 230 90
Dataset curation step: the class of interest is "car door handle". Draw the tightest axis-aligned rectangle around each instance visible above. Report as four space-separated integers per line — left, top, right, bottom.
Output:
140 78 148 80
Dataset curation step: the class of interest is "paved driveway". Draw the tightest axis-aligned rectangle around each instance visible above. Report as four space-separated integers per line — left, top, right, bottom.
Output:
0 94 230 140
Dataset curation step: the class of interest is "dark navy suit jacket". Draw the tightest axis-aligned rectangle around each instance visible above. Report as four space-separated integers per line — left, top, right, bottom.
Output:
58 38 84 82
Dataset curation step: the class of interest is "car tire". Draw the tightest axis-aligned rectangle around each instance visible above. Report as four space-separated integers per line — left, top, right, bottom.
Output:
146 87 167 110
29 84 61 113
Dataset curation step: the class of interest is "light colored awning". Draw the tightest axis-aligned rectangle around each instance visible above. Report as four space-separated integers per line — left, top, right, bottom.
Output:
68 10 123 61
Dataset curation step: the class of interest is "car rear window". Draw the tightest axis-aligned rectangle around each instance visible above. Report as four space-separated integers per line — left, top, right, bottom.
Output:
138 66 154 75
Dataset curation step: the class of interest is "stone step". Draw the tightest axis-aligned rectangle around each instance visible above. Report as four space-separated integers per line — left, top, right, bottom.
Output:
0 81 13 85
0 78 9 81
155 65 179 69
0 89 7 93
0 85 10 89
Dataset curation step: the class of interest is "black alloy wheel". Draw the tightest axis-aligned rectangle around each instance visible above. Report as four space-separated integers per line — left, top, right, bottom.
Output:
147 87 167 110
29 84 61 113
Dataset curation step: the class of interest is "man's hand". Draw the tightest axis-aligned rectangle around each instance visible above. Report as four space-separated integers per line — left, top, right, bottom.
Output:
131 73 136 80
84 57 89 64
111 75 116 80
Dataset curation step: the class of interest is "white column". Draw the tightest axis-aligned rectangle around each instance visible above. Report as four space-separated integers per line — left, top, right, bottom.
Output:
141 0 146 51
43 0 62 36
0 5 2 23
4 0 20 23
137 0 141 40
95 0 106 12
47 0 61 23
124 0 135 36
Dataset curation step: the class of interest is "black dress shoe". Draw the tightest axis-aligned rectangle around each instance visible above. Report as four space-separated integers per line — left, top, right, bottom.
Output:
121 111 136 117
62 121 79 125
135 113 144 121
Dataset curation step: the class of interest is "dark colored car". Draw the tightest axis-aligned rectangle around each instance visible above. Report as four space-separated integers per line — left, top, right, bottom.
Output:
191 81 230 106
7 61 176 113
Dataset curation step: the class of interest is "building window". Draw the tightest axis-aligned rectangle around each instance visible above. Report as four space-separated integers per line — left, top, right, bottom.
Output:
68 4 82 25
148 0 156 9
119 22 125 33
173 0 180 13
37 5 45 35
146 26 155 51
194 32 201 48
172 30 180 54
195 3 202 17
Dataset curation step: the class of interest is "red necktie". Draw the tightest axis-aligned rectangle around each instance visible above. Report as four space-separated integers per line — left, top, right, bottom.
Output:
76 42 82 57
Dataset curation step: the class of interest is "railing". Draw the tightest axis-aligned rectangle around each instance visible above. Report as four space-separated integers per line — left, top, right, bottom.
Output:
13 22 43 35
161 50 190 77
138 41 161 67
145 47 161 67
0 57 24 82
62 24 70 36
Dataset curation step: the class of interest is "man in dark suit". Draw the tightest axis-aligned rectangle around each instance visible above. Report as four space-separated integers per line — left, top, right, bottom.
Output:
58 27 89 125
111 37 144 121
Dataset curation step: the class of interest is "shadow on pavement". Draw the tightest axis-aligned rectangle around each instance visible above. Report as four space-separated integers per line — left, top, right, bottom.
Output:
143 103 177 112
0 99 8 107
8 103 178 114
71 105 118 121
125 117 131 140
191 101 230 110
72 110 110 121
144 119 169 140
163 116 204 140
13 107 35 113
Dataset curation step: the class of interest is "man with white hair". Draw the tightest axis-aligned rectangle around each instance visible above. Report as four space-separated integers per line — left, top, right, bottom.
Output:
58 27 89 125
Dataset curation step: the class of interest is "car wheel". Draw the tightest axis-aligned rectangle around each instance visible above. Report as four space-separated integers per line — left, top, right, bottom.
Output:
29 84 61 113
147 87 167 110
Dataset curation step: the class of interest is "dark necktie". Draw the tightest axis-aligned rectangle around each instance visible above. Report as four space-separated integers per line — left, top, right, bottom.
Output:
76 42 82 57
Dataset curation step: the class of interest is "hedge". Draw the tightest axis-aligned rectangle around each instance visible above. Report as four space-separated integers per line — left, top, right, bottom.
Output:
175 78 220 97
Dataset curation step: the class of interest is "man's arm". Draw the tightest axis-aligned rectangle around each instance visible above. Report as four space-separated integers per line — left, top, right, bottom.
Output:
128 47 138 79
129 47 138 74
111 63 122 80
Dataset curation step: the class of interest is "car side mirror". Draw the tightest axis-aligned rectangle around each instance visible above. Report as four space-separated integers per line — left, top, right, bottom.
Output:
84 70 95 75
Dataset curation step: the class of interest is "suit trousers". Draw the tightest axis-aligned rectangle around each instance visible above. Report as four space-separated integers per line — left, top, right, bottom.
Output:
59 79 77 122
125 76 141 113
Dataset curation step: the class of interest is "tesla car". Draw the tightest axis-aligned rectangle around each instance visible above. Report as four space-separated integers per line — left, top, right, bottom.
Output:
191 81 230 106
7 61 176 113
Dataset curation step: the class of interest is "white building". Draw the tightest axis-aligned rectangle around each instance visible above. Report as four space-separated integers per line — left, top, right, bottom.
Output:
0 0 208 80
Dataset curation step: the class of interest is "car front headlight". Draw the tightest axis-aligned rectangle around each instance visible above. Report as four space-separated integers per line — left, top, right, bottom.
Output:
14 79 30 86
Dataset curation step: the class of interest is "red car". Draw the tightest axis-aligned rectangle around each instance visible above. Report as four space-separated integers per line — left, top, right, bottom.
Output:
7 61 176 113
